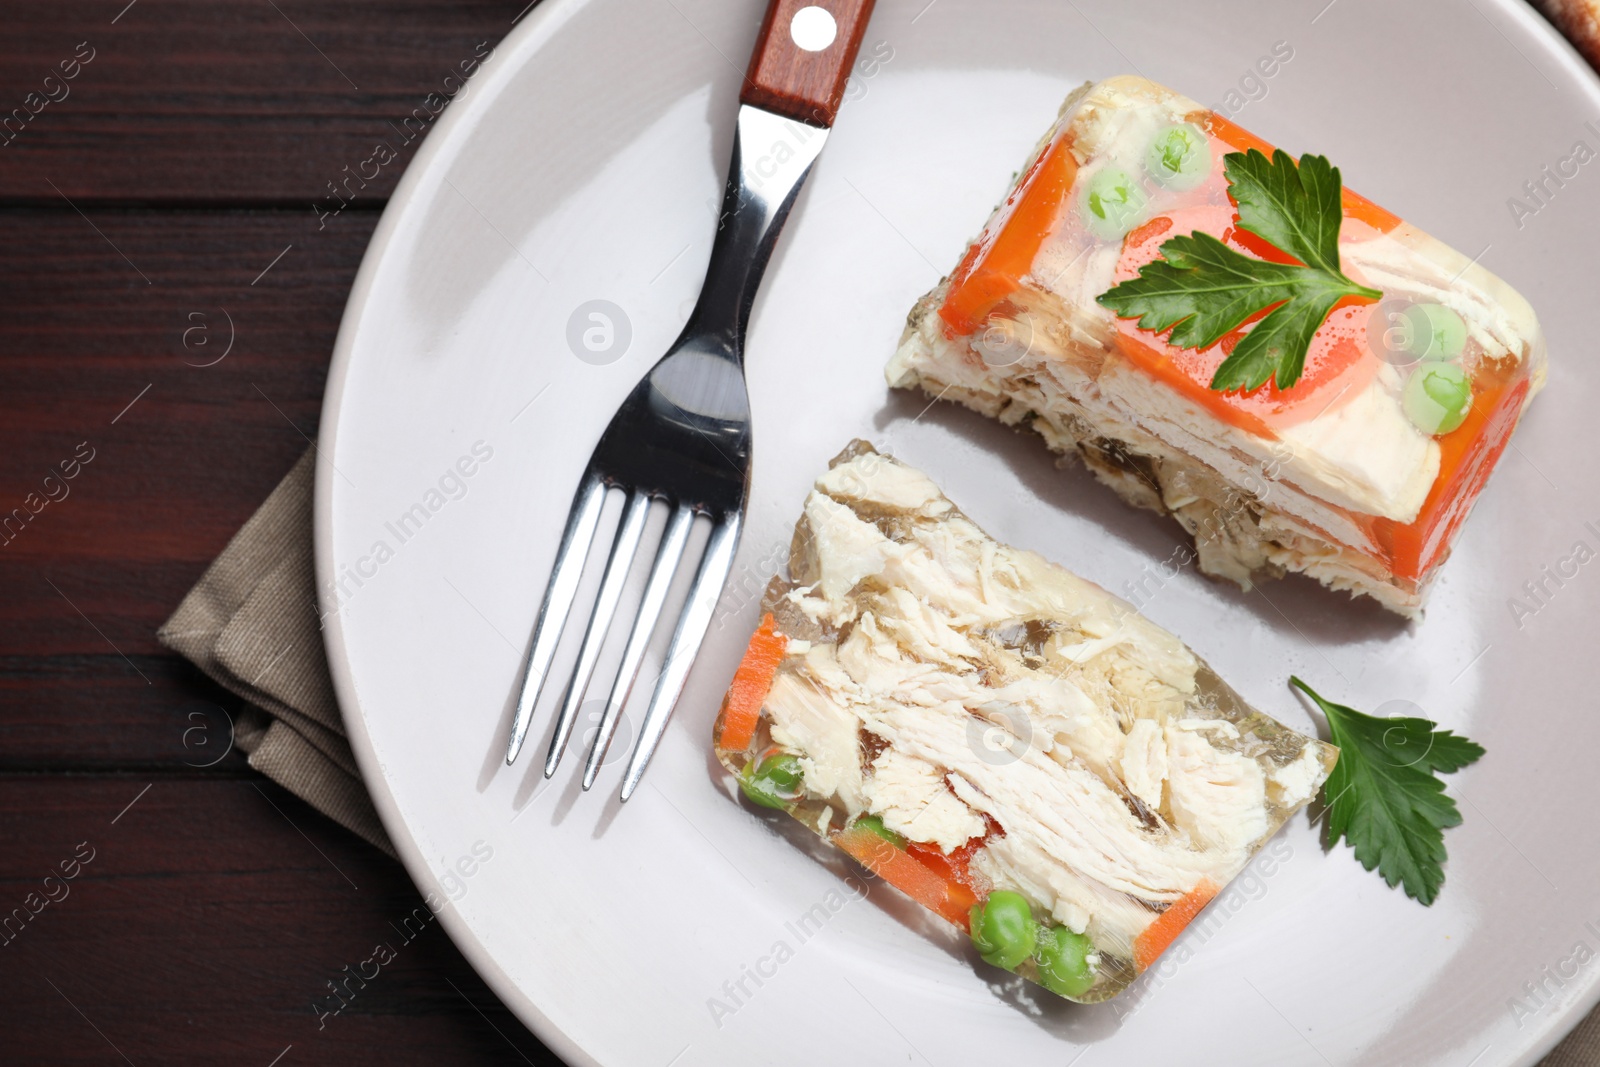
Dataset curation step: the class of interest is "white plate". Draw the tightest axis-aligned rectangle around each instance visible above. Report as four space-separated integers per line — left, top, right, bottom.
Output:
316 2 1600 1063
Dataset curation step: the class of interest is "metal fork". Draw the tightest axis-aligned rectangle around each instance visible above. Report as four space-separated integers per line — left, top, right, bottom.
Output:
504 0 878 799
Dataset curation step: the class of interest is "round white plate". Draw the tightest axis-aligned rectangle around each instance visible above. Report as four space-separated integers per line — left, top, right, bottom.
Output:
316 1 1600 1063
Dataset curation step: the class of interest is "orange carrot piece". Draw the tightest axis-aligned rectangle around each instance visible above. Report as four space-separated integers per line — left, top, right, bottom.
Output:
837 827 979 930
715 614 787 753
938 130 1081 338
1133 878 1220 972
1206 111 1402 235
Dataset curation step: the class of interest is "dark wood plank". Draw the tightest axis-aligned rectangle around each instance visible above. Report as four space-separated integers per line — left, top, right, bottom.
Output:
0 3 569 1063
0 775 556 1066
0 208 364 646
0 204 564 1059
0 0 524 203
0 208 367 765
0 654 256 773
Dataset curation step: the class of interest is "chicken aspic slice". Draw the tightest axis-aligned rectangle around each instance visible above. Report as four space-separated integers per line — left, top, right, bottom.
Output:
888 75 1545 617
713 441 1335 1002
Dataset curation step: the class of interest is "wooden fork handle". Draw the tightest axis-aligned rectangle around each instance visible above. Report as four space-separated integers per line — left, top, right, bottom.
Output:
741 0 877 128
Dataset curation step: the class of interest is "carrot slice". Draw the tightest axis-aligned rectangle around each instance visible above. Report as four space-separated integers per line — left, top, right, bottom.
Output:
939 130 1081 338
1206 111 1402 236
715 614 787 754
1373 369 1527 581
837 827 979 930
1133 878 1220 972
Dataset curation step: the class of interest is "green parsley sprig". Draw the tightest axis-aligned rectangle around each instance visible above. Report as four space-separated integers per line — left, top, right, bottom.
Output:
1291 676 1484 906
1097 149 1382 392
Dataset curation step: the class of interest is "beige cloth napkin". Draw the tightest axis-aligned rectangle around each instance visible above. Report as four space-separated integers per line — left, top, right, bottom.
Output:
158 448 393 856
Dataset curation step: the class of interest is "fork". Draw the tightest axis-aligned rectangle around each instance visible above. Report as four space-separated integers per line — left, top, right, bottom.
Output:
504 0 878 799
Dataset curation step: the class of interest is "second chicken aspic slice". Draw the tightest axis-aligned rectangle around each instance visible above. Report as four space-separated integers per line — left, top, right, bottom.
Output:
713 442 1336 1002
889 76 1546 616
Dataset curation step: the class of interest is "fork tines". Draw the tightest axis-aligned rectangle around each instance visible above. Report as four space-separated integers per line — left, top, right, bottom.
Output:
504 471 740 801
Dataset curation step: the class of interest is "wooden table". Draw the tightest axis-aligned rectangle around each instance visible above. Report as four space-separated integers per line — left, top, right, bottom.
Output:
0 3 558 1062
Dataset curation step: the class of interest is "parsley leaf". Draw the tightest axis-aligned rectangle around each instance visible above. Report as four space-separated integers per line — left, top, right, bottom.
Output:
1097 149 1382 392
1291 676 1485 906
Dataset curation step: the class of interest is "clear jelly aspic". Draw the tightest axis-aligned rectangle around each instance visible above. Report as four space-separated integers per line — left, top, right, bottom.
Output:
888 76 1547 616
712 442 1336 1003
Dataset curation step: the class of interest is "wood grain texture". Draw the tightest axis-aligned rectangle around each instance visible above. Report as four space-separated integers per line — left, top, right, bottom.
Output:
0 207 569 1060
0 210 369 657
0 776 552 1066
0 0 515 203
741 0 877 126
0 653 255 772
1 2 564 1062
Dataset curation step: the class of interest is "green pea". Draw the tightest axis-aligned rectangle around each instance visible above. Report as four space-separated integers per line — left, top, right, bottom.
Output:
969 891 1037 970
739 752 804 810
1144 123 1211 190
1033 925 1096 998
1404 302 1467 361
1403 363 1472 436
851 814 906 847
1081 166 1148 241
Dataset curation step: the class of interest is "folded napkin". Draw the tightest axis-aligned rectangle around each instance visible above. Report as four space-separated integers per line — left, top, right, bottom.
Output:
158 448 393 855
